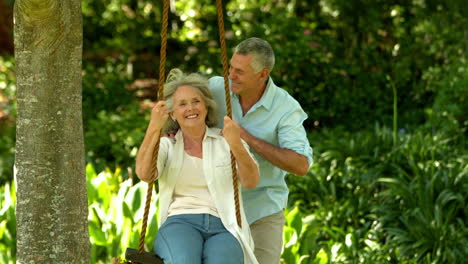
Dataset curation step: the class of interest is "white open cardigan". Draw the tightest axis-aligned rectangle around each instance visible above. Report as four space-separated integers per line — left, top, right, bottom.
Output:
155 127 259 264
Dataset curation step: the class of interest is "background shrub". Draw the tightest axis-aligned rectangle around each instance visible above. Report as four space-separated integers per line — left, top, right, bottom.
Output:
286 125 467 263
0 56 15 185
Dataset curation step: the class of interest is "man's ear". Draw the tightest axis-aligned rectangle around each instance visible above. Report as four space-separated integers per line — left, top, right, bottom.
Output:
170 112 175 121
260 68 270 81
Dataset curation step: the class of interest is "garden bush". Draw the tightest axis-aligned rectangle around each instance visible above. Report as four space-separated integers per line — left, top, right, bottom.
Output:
86 164 159 263
375 132 467 263
0 180 16 263
82 58 148 174
286 124 467 263
0 56 15 185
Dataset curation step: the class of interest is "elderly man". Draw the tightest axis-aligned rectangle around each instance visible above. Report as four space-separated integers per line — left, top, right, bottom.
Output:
209 37 313 264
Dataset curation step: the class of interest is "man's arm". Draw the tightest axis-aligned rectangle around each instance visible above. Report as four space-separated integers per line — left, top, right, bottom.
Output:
239 126 309 176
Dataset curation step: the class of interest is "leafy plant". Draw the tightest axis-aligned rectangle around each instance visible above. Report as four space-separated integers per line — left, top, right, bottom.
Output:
286 124 466 263
0 181 16 264
82 58 148 174
281 206 312 264
376 132 467 263
86 164 159 263
0 56 16 185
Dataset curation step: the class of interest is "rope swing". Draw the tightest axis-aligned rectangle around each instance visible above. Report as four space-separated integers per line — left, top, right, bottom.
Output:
215 0 243 228
119 0 240 262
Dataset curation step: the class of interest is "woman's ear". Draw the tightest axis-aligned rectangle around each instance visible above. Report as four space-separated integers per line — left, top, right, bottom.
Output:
170 112 176 121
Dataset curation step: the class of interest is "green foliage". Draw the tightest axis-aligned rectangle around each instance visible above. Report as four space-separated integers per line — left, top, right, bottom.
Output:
82 58 148 173
82 0 190 75
86 164 159 263
0 181 16 264
376 133 467 263
286 124 467 263
282 206 312 264
287 125 397 263
83 0 161 55
0 164 159 264
0 56 16 185
407 1 468 134
423 56 467 133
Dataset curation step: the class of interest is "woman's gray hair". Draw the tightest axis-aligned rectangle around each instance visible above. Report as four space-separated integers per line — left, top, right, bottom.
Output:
162 68 218 133
234 37 275 73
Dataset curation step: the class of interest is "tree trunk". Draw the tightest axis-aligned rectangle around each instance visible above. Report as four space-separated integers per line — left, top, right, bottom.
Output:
14 1 89 263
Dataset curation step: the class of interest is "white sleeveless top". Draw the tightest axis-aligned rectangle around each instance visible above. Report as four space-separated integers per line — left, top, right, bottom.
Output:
168 151 219 217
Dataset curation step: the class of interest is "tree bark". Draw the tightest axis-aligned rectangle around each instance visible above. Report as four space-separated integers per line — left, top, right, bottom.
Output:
14 0 89 263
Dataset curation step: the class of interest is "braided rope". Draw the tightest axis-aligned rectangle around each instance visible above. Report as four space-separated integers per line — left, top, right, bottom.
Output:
215 0 242 228
137 0 241 254
138 0 169 254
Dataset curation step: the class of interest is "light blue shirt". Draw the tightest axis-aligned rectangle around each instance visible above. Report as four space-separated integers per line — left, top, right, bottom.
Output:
209 76 313 224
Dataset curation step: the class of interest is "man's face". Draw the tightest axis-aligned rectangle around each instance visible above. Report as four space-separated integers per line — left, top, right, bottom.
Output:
228 53 264 96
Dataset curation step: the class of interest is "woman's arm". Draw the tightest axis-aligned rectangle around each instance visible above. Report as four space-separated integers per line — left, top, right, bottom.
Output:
136 101 168 182
223 116 259 189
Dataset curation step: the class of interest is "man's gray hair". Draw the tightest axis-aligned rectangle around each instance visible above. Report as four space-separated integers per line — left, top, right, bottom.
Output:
162 68 218 133
234 37 275 73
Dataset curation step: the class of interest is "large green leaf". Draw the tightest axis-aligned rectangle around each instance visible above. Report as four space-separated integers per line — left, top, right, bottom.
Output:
89 221 107 246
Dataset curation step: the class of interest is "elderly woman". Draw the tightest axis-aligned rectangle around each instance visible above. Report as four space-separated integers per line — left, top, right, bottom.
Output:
136 69 259 264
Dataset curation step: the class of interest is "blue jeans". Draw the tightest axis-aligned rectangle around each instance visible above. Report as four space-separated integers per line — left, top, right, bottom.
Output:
154 214 244 264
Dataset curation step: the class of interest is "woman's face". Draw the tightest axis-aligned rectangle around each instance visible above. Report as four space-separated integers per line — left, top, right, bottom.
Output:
170 85 208 130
